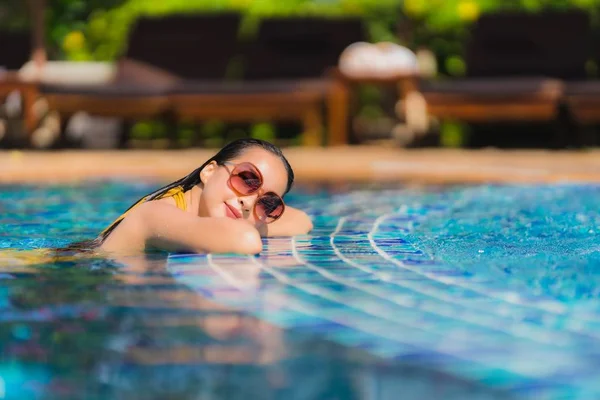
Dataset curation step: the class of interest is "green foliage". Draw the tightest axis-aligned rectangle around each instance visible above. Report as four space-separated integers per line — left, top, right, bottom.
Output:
445 55 466 77
5 0 600 70
43 0 600 79
47 0 401 61
45 0 128 60
440 121 469 148
130 120 168 140
250 122 276 142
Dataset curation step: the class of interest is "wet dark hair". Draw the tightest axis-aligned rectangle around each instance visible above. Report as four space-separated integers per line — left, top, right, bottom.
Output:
94 138 294 245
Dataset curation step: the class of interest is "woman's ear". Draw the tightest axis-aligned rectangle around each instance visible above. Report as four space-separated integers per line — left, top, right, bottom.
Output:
199 161 218 184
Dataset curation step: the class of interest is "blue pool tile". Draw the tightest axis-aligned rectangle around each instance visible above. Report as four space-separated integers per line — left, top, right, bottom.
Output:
4 183 600 399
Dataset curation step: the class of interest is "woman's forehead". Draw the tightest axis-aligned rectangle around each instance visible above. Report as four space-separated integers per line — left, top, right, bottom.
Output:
232 148 288 194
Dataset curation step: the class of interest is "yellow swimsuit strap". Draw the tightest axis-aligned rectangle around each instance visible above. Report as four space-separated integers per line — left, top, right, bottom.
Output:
100 185 187 237
157 186 187 212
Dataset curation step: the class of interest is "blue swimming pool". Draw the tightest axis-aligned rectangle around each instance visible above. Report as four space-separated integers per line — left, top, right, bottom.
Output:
1 182 599 399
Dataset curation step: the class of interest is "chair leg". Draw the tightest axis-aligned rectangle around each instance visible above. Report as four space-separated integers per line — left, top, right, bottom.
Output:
327 79 350 145
554 103 573 149
22 86 39 137
302 104 323 146
119 120 131 149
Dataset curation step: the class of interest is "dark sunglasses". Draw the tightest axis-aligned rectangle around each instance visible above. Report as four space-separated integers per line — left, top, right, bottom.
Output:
223 162 285 224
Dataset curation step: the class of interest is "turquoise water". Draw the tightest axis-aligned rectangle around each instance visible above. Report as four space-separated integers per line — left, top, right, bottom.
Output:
1 182 599 399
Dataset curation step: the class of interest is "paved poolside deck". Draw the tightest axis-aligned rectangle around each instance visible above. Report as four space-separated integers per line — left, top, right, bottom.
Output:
1 146 600 184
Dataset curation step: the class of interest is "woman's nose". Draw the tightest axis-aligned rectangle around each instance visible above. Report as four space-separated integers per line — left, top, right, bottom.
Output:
238 195 257 213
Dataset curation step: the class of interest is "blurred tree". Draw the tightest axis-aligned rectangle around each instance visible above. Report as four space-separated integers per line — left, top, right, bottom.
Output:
5 0 600 67
45 0 128 60
0 0 128 59
49 0 403 61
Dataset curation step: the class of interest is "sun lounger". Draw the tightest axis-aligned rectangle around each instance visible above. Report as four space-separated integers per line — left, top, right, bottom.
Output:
415 11 589 127
42 14 365 147
564 82 600 126
564 21 600 140
40 13 241 146
42 59 177 120
0 30 39 141
169 16 365 146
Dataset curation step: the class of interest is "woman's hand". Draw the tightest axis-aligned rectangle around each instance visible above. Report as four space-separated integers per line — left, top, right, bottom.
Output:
258 206 313 237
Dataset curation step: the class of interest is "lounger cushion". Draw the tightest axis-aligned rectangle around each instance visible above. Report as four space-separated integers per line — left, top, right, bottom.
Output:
169 79 331 95
40 83 170 97
114 58 181 86
38 59 179 96
565 81 600 96
420 78 563 99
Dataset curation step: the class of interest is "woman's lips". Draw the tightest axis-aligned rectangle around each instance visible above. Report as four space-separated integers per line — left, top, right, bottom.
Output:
225 203 242 219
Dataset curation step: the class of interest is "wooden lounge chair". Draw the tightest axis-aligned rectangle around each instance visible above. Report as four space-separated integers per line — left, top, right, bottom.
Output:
41 60 176 120
41 13 242 145
0 30 40 139
413 11 589 128
42 14 364 147
564 82 600 128
169 17 365 146
564 25 600 142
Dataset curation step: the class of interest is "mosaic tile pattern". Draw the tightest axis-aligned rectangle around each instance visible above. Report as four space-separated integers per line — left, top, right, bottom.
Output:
169 185 600 399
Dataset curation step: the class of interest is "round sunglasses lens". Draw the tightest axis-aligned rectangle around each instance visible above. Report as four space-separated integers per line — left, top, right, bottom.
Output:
230 164 261 194
255 193 284 223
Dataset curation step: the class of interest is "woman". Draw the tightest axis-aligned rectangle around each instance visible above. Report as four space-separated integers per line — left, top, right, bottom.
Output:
97 138 312 255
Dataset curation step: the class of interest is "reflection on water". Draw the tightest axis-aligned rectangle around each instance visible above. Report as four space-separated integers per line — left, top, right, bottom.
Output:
0 252 502 400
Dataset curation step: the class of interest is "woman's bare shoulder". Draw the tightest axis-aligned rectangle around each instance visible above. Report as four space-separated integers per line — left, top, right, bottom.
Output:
100 201 262 255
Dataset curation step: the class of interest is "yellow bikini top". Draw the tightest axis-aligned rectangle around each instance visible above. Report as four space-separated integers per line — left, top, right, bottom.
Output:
100 185 187 238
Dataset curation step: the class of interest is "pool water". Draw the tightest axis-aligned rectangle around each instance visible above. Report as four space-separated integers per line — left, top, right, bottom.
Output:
1 182 599 399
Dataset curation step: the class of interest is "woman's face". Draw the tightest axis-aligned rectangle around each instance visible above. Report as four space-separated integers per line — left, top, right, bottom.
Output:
198 147 289 227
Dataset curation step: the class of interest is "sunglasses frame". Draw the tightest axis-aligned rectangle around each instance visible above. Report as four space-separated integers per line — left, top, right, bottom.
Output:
222 161 285 224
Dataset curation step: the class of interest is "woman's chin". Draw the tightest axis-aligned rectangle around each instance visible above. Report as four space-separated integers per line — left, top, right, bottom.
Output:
200 207 224 219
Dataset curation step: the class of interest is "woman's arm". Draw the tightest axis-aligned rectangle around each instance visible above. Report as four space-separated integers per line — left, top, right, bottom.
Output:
100 201 262 255
258 206 313 237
